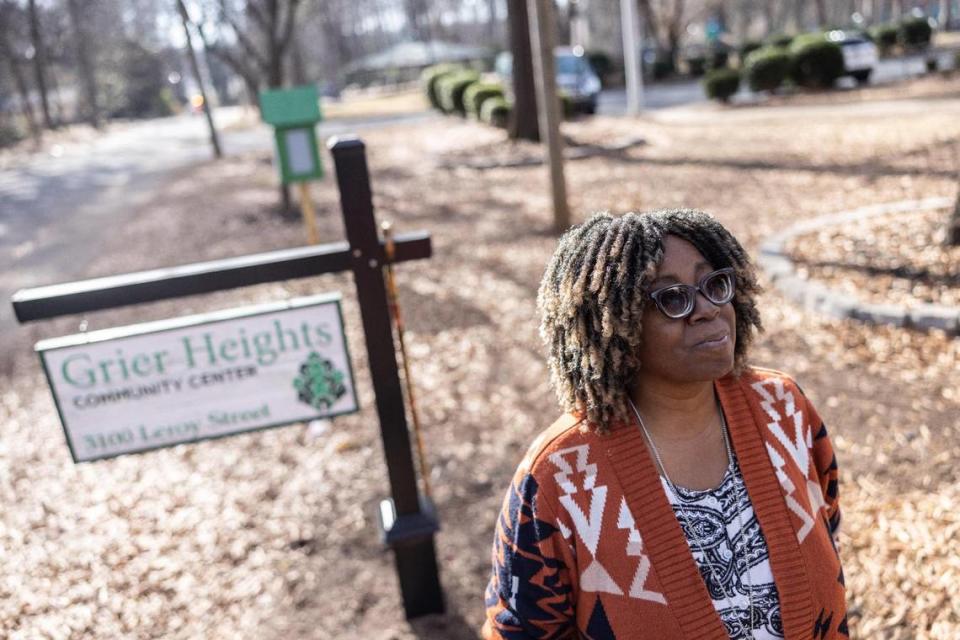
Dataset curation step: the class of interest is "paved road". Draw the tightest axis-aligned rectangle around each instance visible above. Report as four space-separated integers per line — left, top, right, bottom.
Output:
0 109 435 341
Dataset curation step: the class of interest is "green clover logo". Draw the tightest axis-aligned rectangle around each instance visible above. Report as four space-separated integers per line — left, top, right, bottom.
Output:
294 352 347 410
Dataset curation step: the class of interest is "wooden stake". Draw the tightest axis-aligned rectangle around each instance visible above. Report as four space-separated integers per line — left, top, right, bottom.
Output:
381 221 432 499
527 0 570 234
297 181 319 245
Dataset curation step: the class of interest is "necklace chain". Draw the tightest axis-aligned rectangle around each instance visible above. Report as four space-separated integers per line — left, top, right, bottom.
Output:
628 398 755 633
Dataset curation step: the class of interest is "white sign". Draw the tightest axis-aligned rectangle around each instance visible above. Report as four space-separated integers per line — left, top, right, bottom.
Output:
37 294 358 462
285 128 315 174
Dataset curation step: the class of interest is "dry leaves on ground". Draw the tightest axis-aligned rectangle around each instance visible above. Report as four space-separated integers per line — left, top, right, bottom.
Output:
787 206 960 307
2 75 960 639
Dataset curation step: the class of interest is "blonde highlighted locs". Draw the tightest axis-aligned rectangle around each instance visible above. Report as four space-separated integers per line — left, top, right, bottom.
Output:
537 209 763 433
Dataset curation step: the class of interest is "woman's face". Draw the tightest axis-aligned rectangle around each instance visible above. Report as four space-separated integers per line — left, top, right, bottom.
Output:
634 235 737 387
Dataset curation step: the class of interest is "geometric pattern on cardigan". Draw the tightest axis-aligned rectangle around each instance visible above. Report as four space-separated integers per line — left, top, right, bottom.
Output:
751 378 827 544
483 368 848 639
547 444 666 604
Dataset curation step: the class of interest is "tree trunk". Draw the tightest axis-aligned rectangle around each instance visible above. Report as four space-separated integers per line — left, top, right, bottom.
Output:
814 0 827 27
26 0 54 129
507 0 540 141
0 30 40 142
67 0 101 129
177 0 221 159
488 0 499 44
289 31 307 85
949 189 960 245
942 0 953 30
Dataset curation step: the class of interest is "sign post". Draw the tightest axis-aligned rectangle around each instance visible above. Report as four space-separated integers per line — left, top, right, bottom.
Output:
329 138 444 617
259 85 324 244
12 136 444 620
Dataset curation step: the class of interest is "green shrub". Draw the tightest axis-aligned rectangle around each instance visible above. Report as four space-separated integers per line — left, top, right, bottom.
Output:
685 56 707 77
702 68 740 102
955 50 960 71
870 24 899 54
587 51 614 84
789 34 844 88
744 46 791 92
739 41 763 63
899 16 933 48
766 33 795 48
480 96 511 128
421 64 462 110
436 70 481 115
463 82 505 118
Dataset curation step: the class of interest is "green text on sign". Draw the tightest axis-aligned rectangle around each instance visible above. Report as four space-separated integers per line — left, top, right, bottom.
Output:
37 294 358 463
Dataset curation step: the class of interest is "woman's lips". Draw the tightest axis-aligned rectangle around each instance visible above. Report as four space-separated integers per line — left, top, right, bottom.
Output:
693 333 730 349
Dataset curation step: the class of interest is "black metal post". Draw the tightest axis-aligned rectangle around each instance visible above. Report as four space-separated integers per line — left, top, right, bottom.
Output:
12 235 431 323
329 136 444 618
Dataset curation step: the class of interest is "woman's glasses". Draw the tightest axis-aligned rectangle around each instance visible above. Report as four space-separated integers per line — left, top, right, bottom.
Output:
647 268 736 320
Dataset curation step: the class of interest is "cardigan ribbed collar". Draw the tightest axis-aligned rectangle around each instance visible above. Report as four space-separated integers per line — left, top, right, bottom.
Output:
599 372 815 639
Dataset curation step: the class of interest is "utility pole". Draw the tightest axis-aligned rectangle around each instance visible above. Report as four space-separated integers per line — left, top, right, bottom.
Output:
176 0 222 159
528 0 570 233
620 0 644 115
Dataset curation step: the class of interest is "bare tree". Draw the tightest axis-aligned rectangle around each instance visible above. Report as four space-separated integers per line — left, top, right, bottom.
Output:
66 0 102 128
636 0 710 68
26 0 55 129
207 0 304 101
0 1 40 141
507 0 539 141
814 0 827 27
177 0 222 158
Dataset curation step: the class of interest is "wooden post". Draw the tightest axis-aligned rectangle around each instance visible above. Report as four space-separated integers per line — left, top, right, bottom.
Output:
328 136 444 619
297 181 319 244
527 0 571 234
620 0 644 115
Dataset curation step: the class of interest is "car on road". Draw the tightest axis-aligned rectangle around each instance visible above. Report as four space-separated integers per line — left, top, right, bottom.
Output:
827 30 879 84
495 46 602 114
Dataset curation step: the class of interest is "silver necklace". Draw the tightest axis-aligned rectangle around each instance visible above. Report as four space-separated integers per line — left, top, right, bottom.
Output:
628 398 755 634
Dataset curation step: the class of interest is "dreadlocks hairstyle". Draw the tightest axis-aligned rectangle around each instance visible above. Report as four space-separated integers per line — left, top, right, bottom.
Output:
537 208 763 434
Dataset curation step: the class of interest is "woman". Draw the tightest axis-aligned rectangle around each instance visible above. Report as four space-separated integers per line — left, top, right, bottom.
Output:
483 209 846 639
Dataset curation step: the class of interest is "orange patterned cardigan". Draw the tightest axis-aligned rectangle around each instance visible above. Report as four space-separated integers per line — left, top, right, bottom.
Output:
483 367 846 639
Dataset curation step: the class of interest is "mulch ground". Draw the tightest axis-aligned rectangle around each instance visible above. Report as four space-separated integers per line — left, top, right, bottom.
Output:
2 75 960 639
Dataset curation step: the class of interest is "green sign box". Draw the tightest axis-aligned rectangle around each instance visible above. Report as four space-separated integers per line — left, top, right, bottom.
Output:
259 85 324 184
37 294 358 463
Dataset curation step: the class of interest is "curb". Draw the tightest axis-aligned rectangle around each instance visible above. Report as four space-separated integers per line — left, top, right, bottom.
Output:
758 197 960 335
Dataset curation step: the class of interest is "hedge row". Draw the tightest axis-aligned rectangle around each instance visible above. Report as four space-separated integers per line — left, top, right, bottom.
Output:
420 64 509 128
708 31 850 100
871 16 933 54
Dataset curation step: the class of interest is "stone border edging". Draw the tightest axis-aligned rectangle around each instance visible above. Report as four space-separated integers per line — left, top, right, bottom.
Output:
758 197 960 335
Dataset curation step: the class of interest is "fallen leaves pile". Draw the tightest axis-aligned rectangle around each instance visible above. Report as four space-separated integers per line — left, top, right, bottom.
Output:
2 75 959 639
787 206 960 307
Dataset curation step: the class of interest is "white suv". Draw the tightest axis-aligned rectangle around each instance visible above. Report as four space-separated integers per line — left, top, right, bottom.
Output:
827 30 879 84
